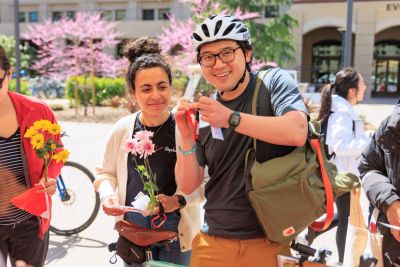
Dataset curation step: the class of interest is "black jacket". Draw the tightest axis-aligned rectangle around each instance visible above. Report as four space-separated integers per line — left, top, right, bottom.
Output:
359 103 400 265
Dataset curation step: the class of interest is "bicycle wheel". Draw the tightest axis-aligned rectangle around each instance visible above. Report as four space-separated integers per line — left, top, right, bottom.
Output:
50 161 100 236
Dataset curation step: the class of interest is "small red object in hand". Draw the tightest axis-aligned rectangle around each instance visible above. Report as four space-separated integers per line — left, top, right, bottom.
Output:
186 109 199 140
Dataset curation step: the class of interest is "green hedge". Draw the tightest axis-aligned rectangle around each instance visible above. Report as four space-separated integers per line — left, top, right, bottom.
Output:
66 76 126 105
8 79 30 95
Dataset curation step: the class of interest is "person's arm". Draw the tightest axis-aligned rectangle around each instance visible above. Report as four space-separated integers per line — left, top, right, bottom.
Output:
359 118 400 214
94 120 126 216
234 110 307 146
192 69 308 147
174 100 204 195
327 113 371 157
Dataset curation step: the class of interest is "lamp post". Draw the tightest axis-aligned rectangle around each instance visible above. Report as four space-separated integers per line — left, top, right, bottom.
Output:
343 0 353 68
338 27 346 69
13 0 21 93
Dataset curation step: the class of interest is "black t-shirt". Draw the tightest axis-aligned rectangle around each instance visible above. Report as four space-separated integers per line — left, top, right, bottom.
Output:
196 68 309 239
125 114 177 207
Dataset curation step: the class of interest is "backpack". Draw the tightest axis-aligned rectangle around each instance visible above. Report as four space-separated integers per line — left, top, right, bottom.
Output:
244 70 359 244
320 112 355 161
320 112 335 161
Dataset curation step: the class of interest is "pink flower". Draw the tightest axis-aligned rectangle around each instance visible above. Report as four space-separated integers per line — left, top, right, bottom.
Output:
134 130 154 141
122 139 139 154
140 139 155 159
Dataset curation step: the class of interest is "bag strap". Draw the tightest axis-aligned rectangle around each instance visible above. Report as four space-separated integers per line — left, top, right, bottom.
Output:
309 138 335 231
251 70 272 150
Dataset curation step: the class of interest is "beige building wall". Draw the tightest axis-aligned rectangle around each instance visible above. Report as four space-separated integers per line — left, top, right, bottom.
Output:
288 1 400 97
0 0 190 38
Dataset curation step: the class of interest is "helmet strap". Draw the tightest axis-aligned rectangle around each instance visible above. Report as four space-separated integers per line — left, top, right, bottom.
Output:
219 68 247 96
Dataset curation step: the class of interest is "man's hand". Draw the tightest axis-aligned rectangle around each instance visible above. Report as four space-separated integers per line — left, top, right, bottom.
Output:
192 96 231 128
386 200 400 242
36 177 57 196
102 195 125 216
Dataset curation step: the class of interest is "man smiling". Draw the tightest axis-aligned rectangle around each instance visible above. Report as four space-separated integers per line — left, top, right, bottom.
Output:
174 15 309 266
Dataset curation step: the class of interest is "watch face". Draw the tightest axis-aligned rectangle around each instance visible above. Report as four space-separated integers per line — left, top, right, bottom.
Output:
230 115 240 126
229 112 240 126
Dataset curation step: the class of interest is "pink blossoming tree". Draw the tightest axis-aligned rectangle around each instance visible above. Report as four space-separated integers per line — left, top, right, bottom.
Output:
23 12 127 116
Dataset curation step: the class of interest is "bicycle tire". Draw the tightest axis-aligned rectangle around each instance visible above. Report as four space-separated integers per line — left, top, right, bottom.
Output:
50 161 100 236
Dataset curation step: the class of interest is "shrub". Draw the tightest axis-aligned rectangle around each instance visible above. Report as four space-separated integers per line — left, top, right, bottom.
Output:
8 79 30 95
66 76 126 106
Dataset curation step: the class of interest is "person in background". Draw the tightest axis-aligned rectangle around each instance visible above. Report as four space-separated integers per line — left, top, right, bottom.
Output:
0 45 62 267
317 67 373 264
94 37 201 267
359 100 400 267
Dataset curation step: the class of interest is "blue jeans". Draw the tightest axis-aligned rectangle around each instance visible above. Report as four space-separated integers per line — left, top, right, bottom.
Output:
123 211 191 267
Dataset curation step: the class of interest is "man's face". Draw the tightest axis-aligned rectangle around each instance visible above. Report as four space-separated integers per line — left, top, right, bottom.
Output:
198 40 251 93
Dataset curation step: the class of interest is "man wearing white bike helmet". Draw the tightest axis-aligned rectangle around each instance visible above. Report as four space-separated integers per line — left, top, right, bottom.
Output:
175 15 309 266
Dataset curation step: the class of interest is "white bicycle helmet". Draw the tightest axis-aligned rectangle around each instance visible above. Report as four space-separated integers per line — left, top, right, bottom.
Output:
192 15 251 51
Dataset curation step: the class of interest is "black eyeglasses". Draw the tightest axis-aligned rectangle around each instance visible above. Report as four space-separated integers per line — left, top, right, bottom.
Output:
0 70 8 90
198 47 241 68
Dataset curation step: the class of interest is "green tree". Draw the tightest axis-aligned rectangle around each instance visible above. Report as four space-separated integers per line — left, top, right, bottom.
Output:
219 0 298 66
0 34 35 72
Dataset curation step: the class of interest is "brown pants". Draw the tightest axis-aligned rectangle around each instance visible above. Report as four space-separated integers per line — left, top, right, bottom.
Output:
0 216 49 267
190 232 292 267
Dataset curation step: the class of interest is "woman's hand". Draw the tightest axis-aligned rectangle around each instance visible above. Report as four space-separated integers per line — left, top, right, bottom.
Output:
102 195 125 216
387 200 400 242
155 194 179 213
36 177 57 196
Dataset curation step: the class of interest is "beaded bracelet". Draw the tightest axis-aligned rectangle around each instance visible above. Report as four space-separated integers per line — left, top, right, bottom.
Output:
178 144 196 156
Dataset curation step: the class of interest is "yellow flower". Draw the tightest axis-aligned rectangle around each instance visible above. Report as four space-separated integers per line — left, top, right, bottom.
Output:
50 143 57 150
52 150 70 163
33 120 51 131
31 134 44 149
48 123 61 135
24 127 37 138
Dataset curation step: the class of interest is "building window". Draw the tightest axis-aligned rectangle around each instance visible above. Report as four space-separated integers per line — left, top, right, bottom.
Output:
52 11 62 21
101 10 113 21
373 41 400 95
18 12 26 23
28 11 38 22
311 40 341 86
265 5 279 18
159 8 170 20
115 10 126 21
66 11 76 20
143 9 154 20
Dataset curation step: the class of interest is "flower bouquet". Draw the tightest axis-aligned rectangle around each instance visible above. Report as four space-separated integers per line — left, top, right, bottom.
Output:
11 119 69 238
23 119 69 182
123 130 159 214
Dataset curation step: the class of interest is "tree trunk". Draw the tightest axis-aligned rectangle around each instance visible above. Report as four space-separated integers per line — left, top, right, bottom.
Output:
88 39 96 116
90 70 95 116
74 79 79 115
83 76 88 117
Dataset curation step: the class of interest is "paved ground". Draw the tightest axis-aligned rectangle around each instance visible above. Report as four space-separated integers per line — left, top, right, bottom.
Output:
6 97 397 267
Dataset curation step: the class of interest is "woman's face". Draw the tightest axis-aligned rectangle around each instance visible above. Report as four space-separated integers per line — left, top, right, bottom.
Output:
355 74 367 102
133 67 171 118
